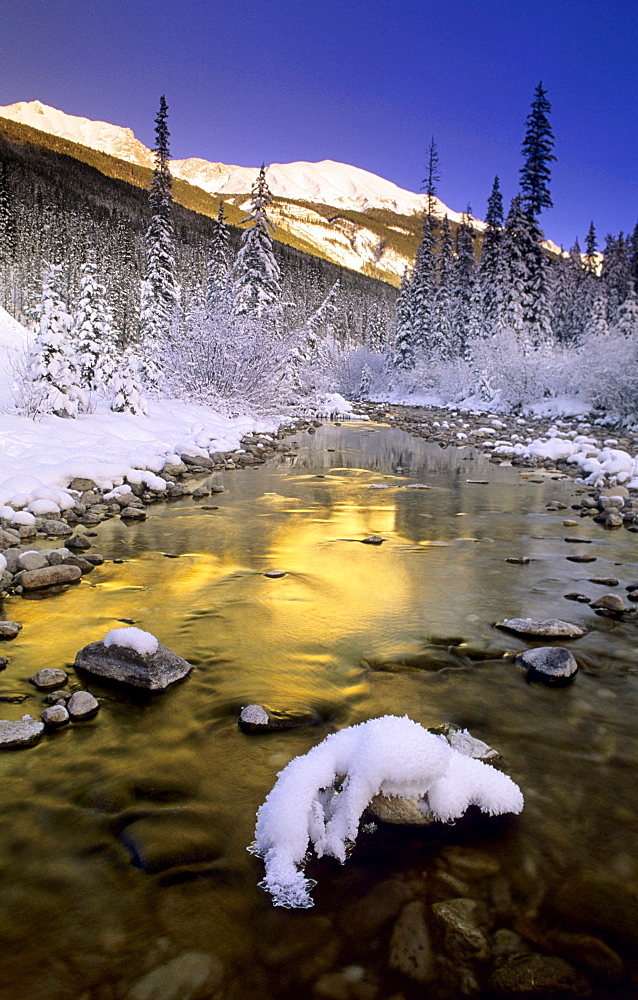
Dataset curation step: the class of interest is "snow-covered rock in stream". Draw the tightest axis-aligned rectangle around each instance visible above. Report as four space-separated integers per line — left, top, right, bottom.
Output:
252 714 523 908
74 627 192 690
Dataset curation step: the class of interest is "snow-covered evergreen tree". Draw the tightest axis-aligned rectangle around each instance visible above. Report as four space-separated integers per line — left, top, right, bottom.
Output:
615 279 638 336
410 214 436 353
71 251 118 394
0 160 16 262
452 211 476 356
520 82 556 219
583 284 609 339
628 221 638 289
602 232 630 327
431 215 454 355
503 196 552 346
422 138 440 218
110 347 147 414
501 198 527 338
584 221 598 273
140 95 179 357
394 268 414 369
477 177 506 336
551 242 585 344
206 202 231 314
232 165 282 327
27 263 85 417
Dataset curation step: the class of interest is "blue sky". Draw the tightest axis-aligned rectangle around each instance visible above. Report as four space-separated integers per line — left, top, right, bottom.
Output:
1 0 636 250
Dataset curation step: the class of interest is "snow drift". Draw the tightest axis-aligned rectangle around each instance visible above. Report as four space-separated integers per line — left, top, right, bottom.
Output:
252 715 524 908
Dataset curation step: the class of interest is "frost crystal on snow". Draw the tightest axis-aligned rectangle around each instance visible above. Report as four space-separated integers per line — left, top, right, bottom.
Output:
252 714 523 909
104 627 159 656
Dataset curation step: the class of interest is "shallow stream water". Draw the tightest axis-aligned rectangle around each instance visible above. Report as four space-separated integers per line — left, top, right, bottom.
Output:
1 421 637 999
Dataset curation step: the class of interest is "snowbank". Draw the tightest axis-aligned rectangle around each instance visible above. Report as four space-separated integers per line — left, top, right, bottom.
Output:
0 307 278 509
253 715 523 908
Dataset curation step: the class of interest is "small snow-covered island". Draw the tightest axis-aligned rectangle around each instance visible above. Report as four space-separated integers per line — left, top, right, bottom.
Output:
1 83 637 1000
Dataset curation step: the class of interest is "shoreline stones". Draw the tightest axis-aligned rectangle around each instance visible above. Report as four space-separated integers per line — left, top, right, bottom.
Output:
495 618 587 638
515 646 579 686
0 621 22 639
74 635 192 691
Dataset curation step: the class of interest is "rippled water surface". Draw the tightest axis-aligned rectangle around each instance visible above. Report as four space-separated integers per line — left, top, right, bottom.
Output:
1 422 637 999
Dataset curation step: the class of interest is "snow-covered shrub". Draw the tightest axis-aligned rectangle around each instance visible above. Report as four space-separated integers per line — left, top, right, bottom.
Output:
110 348 147 415
252 715 523 908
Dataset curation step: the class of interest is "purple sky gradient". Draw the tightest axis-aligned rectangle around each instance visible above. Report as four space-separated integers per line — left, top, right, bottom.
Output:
1 0 636 250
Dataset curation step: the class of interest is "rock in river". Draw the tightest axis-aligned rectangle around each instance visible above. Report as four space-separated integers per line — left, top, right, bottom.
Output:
30 667 68 689
0 621 22 640
16 564 82 590
0 715 45 749
238 703 321 733
515 646 578 685
74 634 192 691
496 618 587 638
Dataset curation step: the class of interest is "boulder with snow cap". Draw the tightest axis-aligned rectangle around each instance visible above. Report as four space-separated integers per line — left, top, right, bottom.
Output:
253 714 523 909
74 627 192 691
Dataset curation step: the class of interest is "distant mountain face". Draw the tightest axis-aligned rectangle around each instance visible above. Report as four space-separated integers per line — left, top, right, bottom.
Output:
0 99 487 281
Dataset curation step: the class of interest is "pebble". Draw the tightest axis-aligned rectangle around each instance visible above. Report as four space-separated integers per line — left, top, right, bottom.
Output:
30 668 68 689
42 519 73 537
588 577 618 586
120 507 147 520
431 898 489 962
361 535 384 545
564 536 591 543
17 564 82 589
263 570 286 578
42 689 71 704
590 594 627 613
566 554 597 563
388 901 433 983
487 954 592 998
564 592 591 603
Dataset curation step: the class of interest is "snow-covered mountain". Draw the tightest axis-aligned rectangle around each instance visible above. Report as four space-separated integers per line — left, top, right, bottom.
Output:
0 99 499 280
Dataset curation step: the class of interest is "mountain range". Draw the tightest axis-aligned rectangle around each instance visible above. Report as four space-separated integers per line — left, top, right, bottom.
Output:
0 99 560 283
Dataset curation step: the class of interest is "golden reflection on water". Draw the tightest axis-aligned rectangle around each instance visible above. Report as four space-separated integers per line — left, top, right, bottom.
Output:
1 423 637 1000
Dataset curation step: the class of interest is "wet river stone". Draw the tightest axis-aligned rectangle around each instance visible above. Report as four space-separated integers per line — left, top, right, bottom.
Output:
0 715 45 748
496 618 587 638
487 954 592 998
16 564 82 589
119 809 223 874
590 593 627 613
30 667 68 689
515 646 578 685
41 704 70 727
0 621 22 639
389 900 433 983
361 535 385 545
238 703 321 733
74 638 192 691
67 690 99 719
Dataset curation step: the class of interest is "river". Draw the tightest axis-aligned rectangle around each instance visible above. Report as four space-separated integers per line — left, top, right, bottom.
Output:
1 420 637 999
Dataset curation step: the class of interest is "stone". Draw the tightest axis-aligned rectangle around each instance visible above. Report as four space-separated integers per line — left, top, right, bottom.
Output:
42 704 70 726
64 535 92 552
0 656 7 671
506 557 530 564
603 509 624 527
16 564 82 590
208 484 225 493
68 477 98 492
361 535 384 545
431 898 489 961
0 528 21 547
563 592 590 603
121 506 147 519
440 846 501 879
17 551 49 571
588 577 618 586
0 621 22 640
1 548 21 574
30 667 68 689
162 460 188 478
563 536 591 543
590 594 626 612
128 950 223 1000
368 794 435 825
515 646 578 685
496 618 587 638
566 553 596 563
0 715 45 748
389 901 433 983
238 704 321 733
64 555 95 573
340 879 412 938
551 872 638 949
82 553 104 566
42 519 73 537
74 638 192 691
487 954 592 998
119 810 223 874
263 570 286 578
42 689 71 704
66 690 99 719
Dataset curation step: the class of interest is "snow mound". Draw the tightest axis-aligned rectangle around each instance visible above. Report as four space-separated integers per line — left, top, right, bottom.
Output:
253 715 523 908
104 627 159 656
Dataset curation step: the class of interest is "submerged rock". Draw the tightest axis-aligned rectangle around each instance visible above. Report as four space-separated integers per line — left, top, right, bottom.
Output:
0 715 45 748
590 594 627 613
389 900 433 983
487 954 592 998
74 637 192 691
496 618 587 638
361 535 385 545
238 703 321 733
515 646 578 685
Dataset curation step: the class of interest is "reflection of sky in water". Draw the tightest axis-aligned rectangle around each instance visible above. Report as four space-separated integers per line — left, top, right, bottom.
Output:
1 422 637 999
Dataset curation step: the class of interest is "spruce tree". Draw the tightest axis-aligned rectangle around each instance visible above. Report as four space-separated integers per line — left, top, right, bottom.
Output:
520 82 556 219
0 160 16 261
27 263 85 417
140 95 179 351
602 233 630 326
584 221 598 273
394 269 415 369
206 202 231 313
628 221 638 288
431 215 454 356
422 137 440 218
478 177 506 336
452 210 476 356
71 251 118 394
615 280 638 336
410 213 437 353
232 165 282 326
